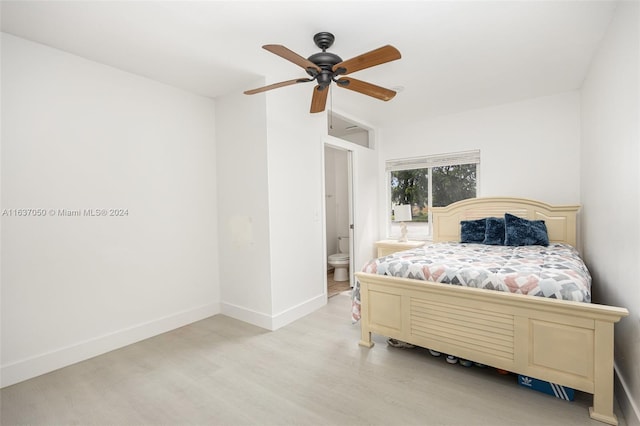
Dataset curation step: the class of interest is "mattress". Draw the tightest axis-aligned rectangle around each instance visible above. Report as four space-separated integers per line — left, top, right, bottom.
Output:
352 242 591 322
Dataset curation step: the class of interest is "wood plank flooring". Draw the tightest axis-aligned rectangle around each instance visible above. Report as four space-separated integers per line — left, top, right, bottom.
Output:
1 293 627 425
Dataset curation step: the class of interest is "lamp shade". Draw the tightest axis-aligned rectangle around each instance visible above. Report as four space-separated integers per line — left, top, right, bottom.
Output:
393 204 412 222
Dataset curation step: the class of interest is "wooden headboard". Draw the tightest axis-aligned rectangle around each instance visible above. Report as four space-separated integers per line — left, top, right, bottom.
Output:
431 197 580 247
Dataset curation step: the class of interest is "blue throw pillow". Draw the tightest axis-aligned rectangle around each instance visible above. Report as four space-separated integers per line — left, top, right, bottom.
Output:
504 213 549 246
460 218 486 243
483 217 505 245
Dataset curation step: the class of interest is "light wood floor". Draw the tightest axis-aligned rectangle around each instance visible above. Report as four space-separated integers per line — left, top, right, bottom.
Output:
1 293 627 426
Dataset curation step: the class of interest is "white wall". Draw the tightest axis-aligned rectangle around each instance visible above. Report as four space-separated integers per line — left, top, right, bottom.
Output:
351 141 380 270
266 92 327 326
216 81 328 330
1 34 219 387
378 91 582 238
215 83 273 326
580 2 640 424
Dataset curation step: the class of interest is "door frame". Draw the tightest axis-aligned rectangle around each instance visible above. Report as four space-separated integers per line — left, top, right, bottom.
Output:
322 141 355 288
322 109 377 299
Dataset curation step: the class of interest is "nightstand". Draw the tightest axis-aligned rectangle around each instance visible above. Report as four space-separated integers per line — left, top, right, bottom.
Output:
375 240 426 257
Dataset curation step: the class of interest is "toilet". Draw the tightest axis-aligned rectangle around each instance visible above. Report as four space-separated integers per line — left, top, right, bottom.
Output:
328 236 350 282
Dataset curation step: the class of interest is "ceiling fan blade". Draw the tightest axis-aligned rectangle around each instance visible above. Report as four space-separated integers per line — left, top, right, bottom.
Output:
336 77 397 101
310 85 329 113
263 45 321 73
244 78 311 95
333 45 401 76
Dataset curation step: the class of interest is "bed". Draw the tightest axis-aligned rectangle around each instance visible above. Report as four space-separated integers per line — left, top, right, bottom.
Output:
354 197 629 425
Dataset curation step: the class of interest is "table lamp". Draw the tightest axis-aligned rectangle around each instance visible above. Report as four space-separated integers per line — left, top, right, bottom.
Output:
393 204 412 242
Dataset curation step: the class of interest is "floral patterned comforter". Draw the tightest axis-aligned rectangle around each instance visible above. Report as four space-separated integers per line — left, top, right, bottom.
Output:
351 242 591 322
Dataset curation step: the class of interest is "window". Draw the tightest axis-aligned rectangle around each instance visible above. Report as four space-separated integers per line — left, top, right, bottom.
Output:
387 150 480 240
327 112 372 149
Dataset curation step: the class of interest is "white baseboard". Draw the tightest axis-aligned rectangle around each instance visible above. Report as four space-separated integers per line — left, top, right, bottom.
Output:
221 293 326 331
3 295 327 388
220 301 274 330
1 302 220 388
615 362 640 426
271 293 326 330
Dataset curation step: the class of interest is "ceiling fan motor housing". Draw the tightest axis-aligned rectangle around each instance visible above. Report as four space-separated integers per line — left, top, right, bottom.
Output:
307 50 343 86
307 51 342 70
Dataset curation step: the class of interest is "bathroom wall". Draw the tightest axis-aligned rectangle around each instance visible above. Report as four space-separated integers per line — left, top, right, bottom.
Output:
324 146 349 260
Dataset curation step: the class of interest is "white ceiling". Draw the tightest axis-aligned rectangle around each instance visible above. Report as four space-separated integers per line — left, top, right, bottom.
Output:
0 0 618 127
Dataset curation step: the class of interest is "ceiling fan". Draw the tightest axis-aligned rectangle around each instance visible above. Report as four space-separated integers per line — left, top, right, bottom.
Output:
244 32 401 113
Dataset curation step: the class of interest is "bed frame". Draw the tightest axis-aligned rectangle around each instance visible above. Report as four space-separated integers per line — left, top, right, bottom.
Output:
355 197 628 425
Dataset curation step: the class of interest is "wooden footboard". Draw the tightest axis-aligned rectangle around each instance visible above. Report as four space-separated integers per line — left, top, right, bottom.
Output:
356 272 629 425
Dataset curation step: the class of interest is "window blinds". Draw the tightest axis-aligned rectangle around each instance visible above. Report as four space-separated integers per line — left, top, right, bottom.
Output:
386 150 480 172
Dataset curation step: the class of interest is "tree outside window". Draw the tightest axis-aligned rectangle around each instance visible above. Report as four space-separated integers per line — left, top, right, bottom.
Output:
388 152 479 239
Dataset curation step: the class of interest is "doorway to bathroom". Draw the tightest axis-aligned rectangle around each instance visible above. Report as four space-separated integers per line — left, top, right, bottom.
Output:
324 145 353 297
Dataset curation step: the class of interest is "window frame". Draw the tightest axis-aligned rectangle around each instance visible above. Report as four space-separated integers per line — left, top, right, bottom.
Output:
386 150 480 241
